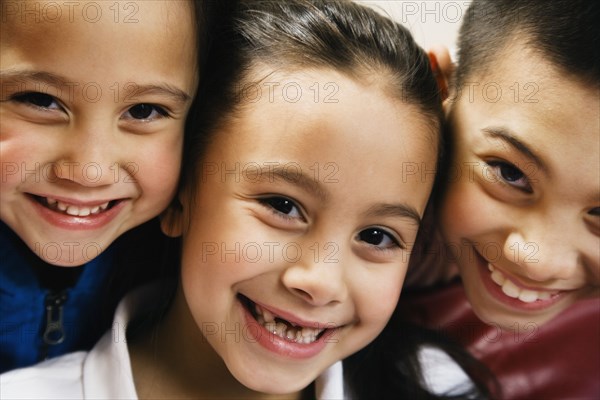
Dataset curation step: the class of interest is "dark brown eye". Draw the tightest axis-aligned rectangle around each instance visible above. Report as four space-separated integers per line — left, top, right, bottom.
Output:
13 92 58 109
358 228 400 249
259 196 303 220
264 197 295 214
487 161 532 192
126 103 168 120
498 164 524 182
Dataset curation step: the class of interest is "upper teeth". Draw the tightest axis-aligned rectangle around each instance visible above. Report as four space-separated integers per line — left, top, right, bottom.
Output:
46 197 109 217
488 264 554 303
254 304 325 344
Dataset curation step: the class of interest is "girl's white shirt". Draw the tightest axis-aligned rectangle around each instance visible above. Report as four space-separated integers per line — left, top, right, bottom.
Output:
0 285 472 399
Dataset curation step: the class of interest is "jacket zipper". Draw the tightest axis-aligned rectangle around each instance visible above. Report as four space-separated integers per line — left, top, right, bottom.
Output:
40 290 68 360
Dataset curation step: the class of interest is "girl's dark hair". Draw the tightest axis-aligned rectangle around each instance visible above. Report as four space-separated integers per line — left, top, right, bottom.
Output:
182 0 443 191
343 312 497 399
455 0 600 87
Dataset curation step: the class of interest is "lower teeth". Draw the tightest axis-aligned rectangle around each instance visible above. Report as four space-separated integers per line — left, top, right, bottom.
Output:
247 299 322 344
260 319 318 343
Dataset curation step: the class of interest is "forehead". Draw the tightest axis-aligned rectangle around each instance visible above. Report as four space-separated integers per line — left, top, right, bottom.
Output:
231 68 435 157
1 0 194 39
455 42 599 134
205 68 438 208
1 1 197 84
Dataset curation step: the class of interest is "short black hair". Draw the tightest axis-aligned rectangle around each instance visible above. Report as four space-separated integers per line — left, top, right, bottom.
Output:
455 0 600 87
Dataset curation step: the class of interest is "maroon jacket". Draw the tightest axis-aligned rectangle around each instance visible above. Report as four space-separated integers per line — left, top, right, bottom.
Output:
400 280 600 399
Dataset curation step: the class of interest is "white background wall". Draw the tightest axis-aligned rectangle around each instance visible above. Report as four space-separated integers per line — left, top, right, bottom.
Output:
358 1 472 56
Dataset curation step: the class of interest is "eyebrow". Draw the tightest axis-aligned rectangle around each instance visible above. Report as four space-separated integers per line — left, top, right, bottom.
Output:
257 165 329 202
482 127 548 173
126 83 191 104
363 203 422 226
1 70 67 87
256 165 422 225
0 69 191 104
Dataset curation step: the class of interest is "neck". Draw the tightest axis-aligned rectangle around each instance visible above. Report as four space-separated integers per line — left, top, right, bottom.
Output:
129 285 301 400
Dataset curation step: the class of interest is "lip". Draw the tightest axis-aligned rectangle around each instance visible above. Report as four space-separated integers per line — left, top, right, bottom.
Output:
488 262 565 294
31 193 120 207
474 250 568 311
238 297 338 359
27 194 128 231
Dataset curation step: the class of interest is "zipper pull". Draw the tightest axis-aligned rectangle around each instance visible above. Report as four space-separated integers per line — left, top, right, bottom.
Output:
43 290 68 346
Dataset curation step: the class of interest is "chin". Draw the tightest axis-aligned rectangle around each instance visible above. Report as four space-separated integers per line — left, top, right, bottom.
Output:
228 361 313 395
470 304 518 330
469 296 558 331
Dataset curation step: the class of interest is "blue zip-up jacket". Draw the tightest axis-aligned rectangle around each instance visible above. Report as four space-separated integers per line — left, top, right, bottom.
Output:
0 221 116 373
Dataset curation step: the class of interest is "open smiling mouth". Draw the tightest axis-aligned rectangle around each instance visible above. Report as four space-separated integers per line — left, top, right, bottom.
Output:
239 295 329 344
30 195 121 217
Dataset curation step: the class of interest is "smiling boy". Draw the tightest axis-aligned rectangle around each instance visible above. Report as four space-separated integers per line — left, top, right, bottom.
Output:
403 0 599 397
0 0 201 371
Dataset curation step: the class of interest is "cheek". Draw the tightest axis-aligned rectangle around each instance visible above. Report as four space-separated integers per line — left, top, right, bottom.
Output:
354 271 404 330
133 135 183 203
179 241 223 318
0 162 21 193
178 202 250 285
1 123 48 173
0 141 46 193
441 178 491 242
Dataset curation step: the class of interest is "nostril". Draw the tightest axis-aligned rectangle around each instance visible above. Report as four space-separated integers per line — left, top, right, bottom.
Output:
292 288 312 302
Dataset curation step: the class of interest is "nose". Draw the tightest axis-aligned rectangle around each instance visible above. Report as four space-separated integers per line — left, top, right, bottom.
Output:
503 230 579 282
51 121 120 187
281 243 349 307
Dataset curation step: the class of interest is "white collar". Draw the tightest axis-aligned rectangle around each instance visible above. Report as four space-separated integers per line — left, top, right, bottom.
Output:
82 285 155 399
315 360 345 399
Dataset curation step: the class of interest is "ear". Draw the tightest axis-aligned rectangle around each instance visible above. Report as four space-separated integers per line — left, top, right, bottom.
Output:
160 198 184 237
428 45 453 102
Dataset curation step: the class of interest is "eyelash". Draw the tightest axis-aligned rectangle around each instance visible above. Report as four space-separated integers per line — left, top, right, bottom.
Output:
10 91 171 121
12 92 63 111
121 103 171 121
486 160 533 193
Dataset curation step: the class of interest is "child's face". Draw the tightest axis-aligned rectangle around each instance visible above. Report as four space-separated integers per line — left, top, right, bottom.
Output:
169 69 437 394
442 45 600 330
0 1 197 266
